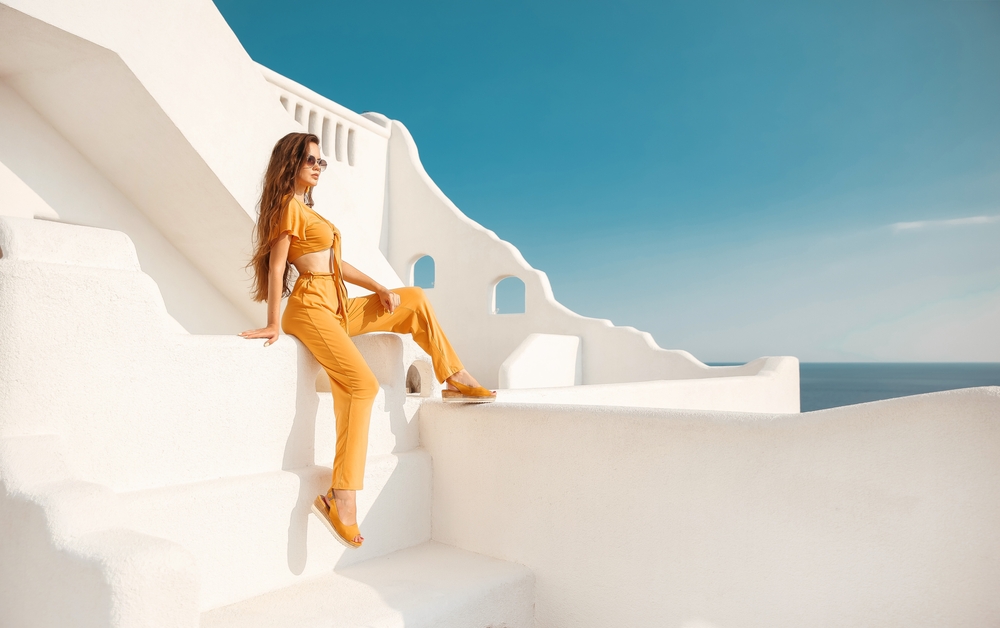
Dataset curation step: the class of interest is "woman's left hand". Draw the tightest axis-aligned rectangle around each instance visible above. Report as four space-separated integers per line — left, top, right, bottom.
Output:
377 287 400 313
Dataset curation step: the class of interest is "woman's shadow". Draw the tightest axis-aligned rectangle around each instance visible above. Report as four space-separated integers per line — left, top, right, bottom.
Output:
282 338 322 575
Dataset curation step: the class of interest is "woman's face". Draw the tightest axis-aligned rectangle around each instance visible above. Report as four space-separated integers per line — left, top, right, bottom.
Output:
296 141 325 190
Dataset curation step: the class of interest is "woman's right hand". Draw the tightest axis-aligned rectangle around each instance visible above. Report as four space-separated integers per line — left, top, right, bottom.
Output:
239 324 280 347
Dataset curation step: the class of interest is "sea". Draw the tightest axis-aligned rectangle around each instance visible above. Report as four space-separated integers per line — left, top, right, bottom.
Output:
712 363 1000 412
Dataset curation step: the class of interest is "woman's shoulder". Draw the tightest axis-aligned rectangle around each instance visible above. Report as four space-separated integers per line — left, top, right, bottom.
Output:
280 196 310 221
282 196 336 230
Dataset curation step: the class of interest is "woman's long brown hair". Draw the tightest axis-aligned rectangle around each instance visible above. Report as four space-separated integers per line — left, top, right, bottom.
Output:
249 132 320 302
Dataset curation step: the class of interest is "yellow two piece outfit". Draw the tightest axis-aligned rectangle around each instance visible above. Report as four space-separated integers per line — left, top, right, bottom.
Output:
279 197 463 490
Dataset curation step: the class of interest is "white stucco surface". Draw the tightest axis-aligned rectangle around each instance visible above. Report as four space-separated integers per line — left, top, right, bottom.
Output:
421 388 1000 628
7 1 990 626
0 160 58 220
499 333 583 389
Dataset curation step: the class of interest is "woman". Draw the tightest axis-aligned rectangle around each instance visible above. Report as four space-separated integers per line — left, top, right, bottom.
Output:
241 132 495 549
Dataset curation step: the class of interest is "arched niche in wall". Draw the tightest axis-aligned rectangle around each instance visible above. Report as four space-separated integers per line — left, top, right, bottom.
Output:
410 255 435 289
492 276 526 314
406 360 434 397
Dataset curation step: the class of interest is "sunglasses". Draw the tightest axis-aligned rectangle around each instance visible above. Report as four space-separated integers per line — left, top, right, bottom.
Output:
304 154 328 171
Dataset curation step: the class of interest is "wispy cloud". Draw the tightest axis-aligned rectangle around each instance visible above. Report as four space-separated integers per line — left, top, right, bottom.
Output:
890 215 1000 233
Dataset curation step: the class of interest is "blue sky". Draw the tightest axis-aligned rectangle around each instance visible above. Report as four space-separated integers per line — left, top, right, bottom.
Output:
213 0 1000 362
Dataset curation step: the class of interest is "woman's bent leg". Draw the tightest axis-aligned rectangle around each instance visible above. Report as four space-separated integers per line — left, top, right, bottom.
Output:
346 287 464 383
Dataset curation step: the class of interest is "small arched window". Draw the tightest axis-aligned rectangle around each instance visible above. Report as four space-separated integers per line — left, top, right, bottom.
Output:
492 276 525 314
411 255 435 289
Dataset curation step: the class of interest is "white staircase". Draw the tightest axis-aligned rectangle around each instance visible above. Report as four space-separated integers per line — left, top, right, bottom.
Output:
0 216 533 627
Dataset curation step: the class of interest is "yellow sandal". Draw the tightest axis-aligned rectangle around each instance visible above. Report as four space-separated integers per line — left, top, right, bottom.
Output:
311 492 363 549
442 380 497 403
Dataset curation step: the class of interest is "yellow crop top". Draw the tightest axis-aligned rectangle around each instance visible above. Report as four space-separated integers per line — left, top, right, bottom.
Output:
278 196 349 325
278 196 338 261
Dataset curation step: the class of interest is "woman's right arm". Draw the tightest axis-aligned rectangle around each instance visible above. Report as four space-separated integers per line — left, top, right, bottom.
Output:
240 233 292 346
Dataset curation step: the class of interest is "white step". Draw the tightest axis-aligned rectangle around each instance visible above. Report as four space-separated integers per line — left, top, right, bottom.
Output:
200 541 534 628
118 451 431 611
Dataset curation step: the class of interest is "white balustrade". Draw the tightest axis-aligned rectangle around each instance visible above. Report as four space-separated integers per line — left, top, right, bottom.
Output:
258 64 390 165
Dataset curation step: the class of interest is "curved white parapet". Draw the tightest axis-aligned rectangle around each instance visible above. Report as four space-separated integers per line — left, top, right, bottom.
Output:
381 119 800 398
421 386 1000 628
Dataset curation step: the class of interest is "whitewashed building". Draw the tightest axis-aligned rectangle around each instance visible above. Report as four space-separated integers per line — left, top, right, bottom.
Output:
0 1 997 627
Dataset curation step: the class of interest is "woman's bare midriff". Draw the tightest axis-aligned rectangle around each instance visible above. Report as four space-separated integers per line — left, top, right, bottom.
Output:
290 248 333 275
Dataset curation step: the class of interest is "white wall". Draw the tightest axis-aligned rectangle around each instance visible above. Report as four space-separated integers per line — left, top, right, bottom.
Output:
421 387 1000 628
499 333 583 389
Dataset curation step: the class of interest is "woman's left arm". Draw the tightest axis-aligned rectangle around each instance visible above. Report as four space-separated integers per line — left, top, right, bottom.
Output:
342 261 400 313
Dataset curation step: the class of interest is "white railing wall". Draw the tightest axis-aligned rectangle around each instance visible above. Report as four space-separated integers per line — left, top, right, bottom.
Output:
381 118 799 396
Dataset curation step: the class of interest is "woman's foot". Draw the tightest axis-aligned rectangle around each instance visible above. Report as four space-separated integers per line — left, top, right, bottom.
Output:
445 369 484 391
311 488 364 547
444 370 496 403
330 489 363 545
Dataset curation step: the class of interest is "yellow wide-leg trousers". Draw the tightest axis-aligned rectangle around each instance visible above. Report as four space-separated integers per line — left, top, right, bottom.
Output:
282 274 463 490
